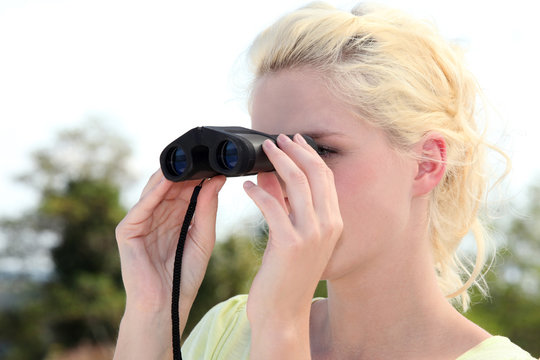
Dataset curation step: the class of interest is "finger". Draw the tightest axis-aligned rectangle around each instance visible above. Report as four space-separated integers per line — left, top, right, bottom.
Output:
256 172 288 213
187 176 226 253
125 176 173 226
139 169 198 202
243 180 293 235
262 138 314 224
125 176 196 228
278 134 339 218
295 133 323 157
140 169 165 199
116 176 175 246
294 133 339 208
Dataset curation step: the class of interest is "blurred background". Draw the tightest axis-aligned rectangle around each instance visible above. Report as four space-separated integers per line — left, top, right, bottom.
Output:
0 0 539 359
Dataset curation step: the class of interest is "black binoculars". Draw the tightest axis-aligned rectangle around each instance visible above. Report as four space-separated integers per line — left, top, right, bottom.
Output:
160 126 320 182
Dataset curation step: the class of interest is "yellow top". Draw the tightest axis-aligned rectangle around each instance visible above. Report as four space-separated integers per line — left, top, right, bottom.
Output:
182 295 536 360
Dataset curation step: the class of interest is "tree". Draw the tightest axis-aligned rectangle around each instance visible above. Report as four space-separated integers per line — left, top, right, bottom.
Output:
4 118 537 359
185 233 262 337
0 119 132 359
184 222 328 338
466 185 540 357
0 119 270 358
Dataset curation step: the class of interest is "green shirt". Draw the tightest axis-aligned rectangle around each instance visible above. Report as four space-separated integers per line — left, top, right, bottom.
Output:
182 295 536 360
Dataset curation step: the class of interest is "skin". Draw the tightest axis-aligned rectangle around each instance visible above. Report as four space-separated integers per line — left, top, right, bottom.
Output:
114 174 226 359
113 68 490 360
245 68 490 359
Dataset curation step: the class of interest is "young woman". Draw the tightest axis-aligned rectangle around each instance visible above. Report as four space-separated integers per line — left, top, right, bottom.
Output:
114 3 535 359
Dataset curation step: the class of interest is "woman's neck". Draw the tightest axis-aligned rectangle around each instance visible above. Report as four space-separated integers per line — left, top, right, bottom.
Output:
309 244 490 359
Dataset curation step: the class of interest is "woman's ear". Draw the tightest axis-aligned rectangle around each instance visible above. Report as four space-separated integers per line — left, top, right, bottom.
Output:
412 132 447 197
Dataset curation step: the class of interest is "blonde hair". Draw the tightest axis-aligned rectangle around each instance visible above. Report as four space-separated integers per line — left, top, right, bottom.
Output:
247 2 509 310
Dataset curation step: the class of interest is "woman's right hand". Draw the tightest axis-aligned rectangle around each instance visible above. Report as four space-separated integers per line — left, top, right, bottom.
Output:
114 170 225 359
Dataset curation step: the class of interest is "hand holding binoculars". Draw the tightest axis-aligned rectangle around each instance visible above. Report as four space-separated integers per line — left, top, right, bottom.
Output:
160 126 320 182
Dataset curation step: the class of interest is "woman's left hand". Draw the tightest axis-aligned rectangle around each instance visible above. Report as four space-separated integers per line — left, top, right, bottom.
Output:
243 133 343 358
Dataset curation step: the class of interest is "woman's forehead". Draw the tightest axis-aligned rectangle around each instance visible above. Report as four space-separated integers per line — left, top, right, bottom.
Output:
250 70 360 134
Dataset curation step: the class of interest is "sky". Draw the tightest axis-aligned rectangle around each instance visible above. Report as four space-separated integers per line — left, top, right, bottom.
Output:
1 0 539 239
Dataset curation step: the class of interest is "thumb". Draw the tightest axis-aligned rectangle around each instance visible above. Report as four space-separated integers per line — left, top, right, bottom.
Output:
189 176 226 241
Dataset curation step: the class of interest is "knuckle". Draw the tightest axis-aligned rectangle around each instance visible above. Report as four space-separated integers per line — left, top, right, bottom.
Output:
304 224 321 242
307 152 329 170
115 221 126 240
319 218 332 234
254 188 279 209
326 166 336 181
333 217 344 235
259 194 277 208
311 158 335 182
287 168 308 185
331 219 344 240
320 216 343 238
313 158 329 174
288 236 304 251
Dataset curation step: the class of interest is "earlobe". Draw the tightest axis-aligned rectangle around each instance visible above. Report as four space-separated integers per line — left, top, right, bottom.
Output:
412 134 447 197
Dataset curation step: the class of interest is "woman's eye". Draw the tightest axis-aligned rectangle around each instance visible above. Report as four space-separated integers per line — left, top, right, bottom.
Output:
317 145 337 158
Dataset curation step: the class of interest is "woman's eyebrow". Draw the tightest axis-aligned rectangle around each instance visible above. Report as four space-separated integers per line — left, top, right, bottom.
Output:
302 131 346 140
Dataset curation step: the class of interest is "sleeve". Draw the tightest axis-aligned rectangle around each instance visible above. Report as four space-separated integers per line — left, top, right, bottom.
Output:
181 294 251 360
457 336 537 360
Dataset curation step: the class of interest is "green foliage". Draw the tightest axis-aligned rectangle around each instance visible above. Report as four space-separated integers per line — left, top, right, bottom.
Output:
43 273 126 347
184 228 329 338
185 234 263 337
465 185 540 357
42 179 126 285
467 282 540 357
0 286 49 360
0 120 130 359
1 120 539 358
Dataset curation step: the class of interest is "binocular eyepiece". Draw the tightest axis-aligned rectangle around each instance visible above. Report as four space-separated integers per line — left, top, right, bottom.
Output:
160 126 320 182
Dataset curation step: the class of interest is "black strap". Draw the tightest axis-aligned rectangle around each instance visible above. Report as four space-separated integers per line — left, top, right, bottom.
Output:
172 179 205 360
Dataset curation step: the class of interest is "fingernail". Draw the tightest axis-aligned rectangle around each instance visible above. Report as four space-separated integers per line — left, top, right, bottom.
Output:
295 133 307 144
243 181 255 190
263 139 276 149
277 134 291 143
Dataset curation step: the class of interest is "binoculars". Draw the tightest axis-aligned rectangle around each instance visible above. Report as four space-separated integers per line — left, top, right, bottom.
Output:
160 126 320 182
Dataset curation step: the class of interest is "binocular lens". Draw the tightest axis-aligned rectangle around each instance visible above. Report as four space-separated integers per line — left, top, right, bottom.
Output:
172 147 188 176
161 126 320 181
220 141 238 169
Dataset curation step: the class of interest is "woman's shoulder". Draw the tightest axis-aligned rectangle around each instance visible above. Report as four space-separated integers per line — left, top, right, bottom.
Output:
182 295 251 360
200 294 249 322
458 336 536 360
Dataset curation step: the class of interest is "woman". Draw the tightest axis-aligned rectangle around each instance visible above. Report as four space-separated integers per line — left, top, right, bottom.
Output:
114 3 535 359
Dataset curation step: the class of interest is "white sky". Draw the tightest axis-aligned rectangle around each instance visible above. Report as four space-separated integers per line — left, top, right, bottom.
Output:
1 0 539 239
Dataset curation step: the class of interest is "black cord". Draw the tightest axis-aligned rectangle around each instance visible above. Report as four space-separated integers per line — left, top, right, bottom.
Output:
172 179 205 360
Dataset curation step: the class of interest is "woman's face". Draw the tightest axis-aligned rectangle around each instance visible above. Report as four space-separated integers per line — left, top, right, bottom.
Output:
250 69 421 280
